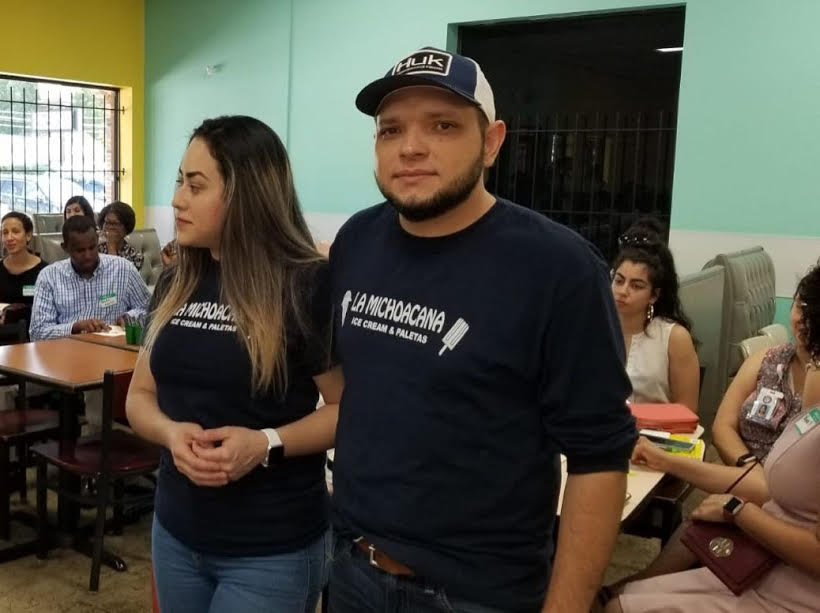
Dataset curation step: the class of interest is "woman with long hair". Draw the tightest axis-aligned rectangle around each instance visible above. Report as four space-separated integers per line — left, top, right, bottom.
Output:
611 217 700 411
126 116 342 612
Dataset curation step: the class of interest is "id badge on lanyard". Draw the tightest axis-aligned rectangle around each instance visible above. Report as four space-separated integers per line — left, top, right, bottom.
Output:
746 386 785 428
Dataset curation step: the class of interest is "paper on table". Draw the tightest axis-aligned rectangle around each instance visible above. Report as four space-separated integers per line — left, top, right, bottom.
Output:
641 424 705 441
91 325 125 337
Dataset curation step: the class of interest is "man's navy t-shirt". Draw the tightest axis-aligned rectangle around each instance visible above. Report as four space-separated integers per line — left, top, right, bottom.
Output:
329 199 637 612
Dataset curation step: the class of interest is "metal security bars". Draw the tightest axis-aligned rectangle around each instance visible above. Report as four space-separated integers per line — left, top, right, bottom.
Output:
0 75 120 216
490 110 676 261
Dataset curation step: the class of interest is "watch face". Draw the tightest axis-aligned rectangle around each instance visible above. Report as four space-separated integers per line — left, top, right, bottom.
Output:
267 444 285 467
724 497 743 515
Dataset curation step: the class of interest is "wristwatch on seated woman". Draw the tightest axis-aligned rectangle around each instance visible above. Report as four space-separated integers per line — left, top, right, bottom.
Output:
735 452 757 467
723 495 747 521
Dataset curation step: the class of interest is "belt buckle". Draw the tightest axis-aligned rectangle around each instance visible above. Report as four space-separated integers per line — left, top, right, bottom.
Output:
367 544 379 569
353 537 381 569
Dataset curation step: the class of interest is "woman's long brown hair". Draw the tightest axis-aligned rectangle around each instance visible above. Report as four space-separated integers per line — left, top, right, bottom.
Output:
144 116 325 392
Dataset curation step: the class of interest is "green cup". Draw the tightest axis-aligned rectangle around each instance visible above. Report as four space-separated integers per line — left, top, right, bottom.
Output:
125 323 136 345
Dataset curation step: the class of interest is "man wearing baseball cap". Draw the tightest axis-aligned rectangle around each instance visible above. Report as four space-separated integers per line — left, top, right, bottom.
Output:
328 47 637 613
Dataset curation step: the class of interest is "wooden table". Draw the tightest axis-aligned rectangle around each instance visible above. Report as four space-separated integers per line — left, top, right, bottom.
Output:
70 332 141 352
0 339 138 396
0 338 138 532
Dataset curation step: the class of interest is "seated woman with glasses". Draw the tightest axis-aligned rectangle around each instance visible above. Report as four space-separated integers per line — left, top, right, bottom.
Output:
98 201 143 270
605 261 820 613
611 217 700 411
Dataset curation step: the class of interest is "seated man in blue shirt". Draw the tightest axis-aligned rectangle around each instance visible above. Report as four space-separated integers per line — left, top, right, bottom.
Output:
30 214 151 340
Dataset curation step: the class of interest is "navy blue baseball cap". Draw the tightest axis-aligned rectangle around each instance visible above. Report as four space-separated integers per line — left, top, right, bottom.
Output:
356 47 496 122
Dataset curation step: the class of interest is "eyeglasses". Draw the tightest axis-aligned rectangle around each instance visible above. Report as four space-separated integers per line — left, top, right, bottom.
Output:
103 219 124 228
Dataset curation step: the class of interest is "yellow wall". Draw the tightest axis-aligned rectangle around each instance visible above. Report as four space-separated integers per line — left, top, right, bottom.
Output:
0 0 145 226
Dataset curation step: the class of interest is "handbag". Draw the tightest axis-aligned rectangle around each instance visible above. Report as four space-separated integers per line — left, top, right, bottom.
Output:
681 460 777 595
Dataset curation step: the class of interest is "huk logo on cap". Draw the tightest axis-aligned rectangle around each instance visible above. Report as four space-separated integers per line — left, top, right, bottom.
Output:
391 50 452 77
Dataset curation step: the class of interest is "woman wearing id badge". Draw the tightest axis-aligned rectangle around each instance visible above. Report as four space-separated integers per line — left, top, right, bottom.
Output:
0 212 47 330
711 277 817 467
606 262 820 613
126 116 342 613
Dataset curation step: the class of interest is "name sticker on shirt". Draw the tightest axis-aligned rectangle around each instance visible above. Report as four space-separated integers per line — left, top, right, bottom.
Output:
794 409 820 436
99 292 118 308
22 285 35 297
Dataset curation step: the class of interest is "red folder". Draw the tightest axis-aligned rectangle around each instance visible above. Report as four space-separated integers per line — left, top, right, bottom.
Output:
628 403 698 433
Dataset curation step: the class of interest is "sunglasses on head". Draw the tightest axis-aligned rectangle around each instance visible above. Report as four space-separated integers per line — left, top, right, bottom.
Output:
618 233 659 248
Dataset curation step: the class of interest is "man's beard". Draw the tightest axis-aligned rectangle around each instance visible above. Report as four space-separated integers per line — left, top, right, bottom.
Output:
376 153 485 222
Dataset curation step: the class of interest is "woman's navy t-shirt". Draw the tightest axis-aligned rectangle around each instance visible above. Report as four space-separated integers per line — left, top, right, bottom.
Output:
150 259 333 556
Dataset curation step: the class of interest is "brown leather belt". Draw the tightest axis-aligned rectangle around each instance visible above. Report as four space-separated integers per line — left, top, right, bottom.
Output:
354 537 415 577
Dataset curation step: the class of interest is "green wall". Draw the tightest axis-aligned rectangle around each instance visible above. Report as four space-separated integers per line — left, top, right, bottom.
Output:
775 297 793 333
670 0 820 236
145 0 291 206
145 0 820 239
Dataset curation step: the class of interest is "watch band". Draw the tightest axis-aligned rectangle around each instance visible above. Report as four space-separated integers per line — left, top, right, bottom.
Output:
735 452 757 467
260 428 284 468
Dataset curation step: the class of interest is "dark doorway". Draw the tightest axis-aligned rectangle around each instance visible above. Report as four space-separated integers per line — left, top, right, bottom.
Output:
459 7 685 260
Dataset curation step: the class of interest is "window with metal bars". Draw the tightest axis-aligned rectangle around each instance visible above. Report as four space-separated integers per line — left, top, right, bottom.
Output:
489 110 676 260
0 75 120 218
459 8 684 262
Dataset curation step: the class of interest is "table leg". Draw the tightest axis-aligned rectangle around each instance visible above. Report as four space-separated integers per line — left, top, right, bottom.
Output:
56 393 81 532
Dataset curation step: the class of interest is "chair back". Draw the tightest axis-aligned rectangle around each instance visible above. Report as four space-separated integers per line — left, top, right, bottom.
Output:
679 265 727 431
0 319 27 346
126 229 163 288
703 247 775 384
759 323 789 346
33 214 64 235
101 370 133 427
99 370 135 466
739 335 776 362
34 233 66 264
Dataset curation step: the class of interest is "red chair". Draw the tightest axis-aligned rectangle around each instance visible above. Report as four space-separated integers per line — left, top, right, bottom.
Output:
0 319 60 544
31 369 161 591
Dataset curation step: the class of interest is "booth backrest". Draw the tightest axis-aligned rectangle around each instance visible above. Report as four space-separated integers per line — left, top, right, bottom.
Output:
679 264 727 433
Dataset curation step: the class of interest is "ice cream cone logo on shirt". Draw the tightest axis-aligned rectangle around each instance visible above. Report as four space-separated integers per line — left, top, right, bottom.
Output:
439 318 469 355
341 290 353 326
